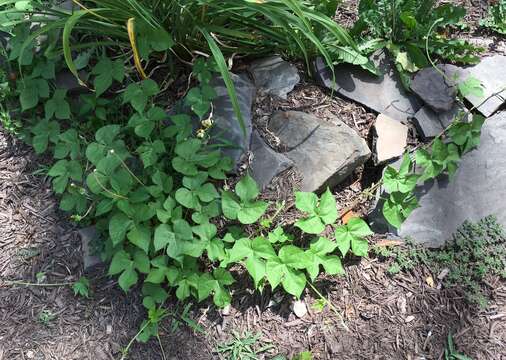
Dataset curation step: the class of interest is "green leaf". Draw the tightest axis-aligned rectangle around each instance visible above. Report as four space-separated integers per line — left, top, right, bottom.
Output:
318 188 338 224
295 192 318 214
132 250 150 274
45 89 71 120
95 125 121 145
382 192 419 228
306 239 343 281
295 216 325 235
118 267 138 292
245 256 266 288
237 200 269 224
127 225 151 253
175 188 200 209
154 224 174 251
268 227 292 243
173 219 193 240
109 250 131 275
221 191 241 220
278 245 311 269
458 76 484 98
109 213 133 246
383 155 419 194
282 268 306 298
235 174 259 202
334 218 372 257
72 277 90 298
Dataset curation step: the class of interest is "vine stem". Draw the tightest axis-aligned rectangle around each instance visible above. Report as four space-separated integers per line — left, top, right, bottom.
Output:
3 280 73 287
306 281 350 333
112 151 146 187
120 320 152 360
92 171 128 200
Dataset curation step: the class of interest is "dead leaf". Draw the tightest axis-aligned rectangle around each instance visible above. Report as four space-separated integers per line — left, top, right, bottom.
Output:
341 210 357 224
426 276 435 288
375 239 404 247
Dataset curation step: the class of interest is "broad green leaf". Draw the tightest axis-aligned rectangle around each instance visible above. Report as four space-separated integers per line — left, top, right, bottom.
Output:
133 250 150 274
109 213 133 246
245 256 266 288
318 188 338 224
127 225 151 253
237 200 268 224
118 267 138 292
221 191 241 220
175 188 200 209
278 245 311 269
295 216 325 234
282 268 306 298
295 192 318 213
382 192 419 228
235 174 259 202
154 224 174 251
109 250 131 275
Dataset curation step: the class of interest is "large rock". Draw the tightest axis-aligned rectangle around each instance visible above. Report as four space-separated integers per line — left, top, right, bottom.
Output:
410 65 458 112
268 111 371 192
313 52 422 122
398 111 506 247
374 114 408 163
464 55 506 117
250 56 300 99
209 73 255 167
249 130 293 190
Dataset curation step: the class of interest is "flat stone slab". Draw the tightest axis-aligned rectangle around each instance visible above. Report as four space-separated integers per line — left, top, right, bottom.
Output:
268 111 371 192
413 104 466 140
209 73 255 168
250 56 300 99
314 52 422 122
464 55 506 117
374 114 408 163
410 65 458 112
398 111 506 247
250 130 293 190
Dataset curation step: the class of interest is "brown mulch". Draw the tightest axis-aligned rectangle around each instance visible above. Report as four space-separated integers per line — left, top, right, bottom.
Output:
1 128 505 360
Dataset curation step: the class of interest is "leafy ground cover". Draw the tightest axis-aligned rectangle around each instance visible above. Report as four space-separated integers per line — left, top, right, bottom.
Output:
0 0 506 359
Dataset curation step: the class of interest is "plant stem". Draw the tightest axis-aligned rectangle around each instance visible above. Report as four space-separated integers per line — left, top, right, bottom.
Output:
120 321 152 360
4 280 73 287
307 281 350 332
114 152 145 187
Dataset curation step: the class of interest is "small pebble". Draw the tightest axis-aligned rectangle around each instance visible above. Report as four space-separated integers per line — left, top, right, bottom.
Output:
292 300 308 318
221 305 231 316
405 315 415 323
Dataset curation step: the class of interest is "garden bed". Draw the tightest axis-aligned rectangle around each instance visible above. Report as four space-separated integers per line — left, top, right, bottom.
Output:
1 0 506 359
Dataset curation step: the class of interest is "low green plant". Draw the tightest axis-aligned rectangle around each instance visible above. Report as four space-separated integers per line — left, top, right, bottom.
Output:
38 309 57 326
381 113 485 228
351 0 481 86
72 276 91 298
480 0 506 35
376 216 506 307
216 331 274 360
444 333 472 360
